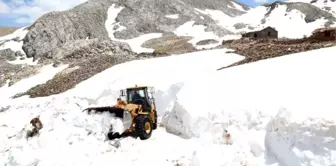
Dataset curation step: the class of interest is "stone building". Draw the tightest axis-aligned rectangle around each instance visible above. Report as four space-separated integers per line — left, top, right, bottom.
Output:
242 26 278 39
310 27 336 41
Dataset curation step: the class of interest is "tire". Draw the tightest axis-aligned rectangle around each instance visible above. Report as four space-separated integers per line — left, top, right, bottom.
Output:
153 110 158 130
135 115 153 140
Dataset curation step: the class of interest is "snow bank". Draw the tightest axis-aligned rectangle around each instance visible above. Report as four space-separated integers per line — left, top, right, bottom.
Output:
0 96 206 166
162 46 336 165
0 97 128 166
265 108 336 166
62 48 244 100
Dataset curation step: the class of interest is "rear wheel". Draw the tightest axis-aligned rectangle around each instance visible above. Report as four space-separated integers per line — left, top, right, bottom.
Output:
135 115 153 140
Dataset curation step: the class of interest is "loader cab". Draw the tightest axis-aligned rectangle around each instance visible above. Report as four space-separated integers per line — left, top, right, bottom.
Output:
120 86 156 112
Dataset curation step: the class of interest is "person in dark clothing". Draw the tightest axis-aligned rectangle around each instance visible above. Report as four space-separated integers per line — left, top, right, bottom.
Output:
132 91 142 102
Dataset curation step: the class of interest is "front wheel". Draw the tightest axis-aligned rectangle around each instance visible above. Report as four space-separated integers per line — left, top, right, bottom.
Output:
135 115 153 140
153 110 158 129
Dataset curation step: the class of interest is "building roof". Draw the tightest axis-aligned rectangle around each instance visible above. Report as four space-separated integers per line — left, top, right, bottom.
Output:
242 26 277 34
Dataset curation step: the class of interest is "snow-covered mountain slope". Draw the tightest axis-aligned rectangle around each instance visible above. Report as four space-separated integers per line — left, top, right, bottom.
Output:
1 46 336 166
197 0 336 38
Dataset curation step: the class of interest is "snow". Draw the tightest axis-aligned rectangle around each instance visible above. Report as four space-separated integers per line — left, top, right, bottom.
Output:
1 45 336 166
172 20 242 49
195 8 236 32
62 48 244 100
229 2 247 11
194 3 331 39
0 40 24 53
165 14 179 19
242 4 332 38
105 4 162 54
257 6 330 38
173 20 224 48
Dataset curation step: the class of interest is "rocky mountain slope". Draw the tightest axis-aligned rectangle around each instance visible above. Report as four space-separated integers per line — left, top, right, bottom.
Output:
22 0 249 59
288 0 336 14
0 0 335 94
2 0 336 59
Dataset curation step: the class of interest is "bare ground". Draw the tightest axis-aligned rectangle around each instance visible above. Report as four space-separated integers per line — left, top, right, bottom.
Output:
0 59 40 87
218 38 336 70
0 27 20 37
141 34 196 55
13 55 134 98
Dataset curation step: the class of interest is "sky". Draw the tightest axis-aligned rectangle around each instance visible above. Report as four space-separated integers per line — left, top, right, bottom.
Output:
0 0 283 27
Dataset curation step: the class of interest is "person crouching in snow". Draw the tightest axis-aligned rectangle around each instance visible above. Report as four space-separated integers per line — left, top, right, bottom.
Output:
223 129 232 145
26 115 43 138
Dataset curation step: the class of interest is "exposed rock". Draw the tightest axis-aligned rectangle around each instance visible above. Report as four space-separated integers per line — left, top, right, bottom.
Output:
196 39 219 45
53 60 61 67
8 81 14 87
324 20 334 27
0 106 10 113
15 51 24 57
22 0 247 59
0 49 16 61
113 0 238 40
248 26 254 30
323 6 332 11
234 23 248 30
0 60 39 87
48 39 133 61
22 0 114 58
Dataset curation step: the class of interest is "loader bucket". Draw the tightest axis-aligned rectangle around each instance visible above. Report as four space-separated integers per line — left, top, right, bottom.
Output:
84 106 132 133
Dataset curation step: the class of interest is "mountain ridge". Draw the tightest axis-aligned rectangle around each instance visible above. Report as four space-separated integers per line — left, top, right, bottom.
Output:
0 0 335 89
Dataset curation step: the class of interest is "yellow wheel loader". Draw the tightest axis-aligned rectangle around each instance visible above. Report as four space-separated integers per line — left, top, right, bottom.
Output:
84 85 158 140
